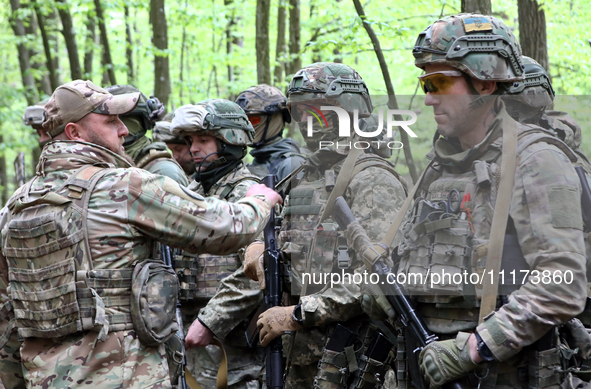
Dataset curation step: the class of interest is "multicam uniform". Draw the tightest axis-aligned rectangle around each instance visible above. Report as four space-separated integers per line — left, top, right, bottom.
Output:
0 141 271 389
171 101 265 388
391 14 587 388
277 63 408 388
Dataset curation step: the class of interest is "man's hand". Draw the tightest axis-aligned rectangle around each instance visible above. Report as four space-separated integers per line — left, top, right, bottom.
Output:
185 319 214 349
257 306 301 347
244 242 266 289
245 184 282 206
419 332 479 388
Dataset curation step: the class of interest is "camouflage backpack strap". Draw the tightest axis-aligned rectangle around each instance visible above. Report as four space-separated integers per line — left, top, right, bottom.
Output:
135 148 175 170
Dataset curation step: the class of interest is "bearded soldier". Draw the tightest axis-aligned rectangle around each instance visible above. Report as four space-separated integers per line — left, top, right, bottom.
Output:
172 100 266 388
0 80 281 389
363 14 588 389
153 116 197 177
105 84 189 186
243 62 408 388
235 84 306 182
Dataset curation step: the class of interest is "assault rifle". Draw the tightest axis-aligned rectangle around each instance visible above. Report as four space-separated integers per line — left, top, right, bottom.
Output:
14 152 25 187
332 196 464 389
162 245 188 389
245 175 285 388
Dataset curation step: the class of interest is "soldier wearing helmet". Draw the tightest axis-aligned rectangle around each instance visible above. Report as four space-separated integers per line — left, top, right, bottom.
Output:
172 100 266 388
153 113 197 176
242 63 408 388
235 84 306 182
23 98 51 147
105 85 188 186
362 14 587 388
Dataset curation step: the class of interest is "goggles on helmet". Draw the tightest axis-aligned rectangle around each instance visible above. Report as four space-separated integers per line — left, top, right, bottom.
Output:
418 70 463 94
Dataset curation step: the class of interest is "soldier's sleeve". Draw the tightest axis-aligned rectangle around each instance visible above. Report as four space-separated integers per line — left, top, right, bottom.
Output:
197 266 263 339
126 170 271 255
477 142 587 361
299 165 408 327
0 207 26 389
148 159 190 186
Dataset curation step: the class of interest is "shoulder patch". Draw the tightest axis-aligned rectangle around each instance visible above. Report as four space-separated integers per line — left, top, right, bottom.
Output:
463 17 492 33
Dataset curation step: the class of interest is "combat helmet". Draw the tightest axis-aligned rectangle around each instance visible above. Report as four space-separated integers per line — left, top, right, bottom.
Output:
171 99 254 175
236 84 291 146
503 56 554 119
105 84 165 146
23 98 49 128
413 14 525 82
153 113 185 144
287 62 373 148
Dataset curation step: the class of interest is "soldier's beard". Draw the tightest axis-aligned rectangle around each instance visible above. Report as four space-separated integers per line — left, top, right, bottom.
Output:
86 130 136 166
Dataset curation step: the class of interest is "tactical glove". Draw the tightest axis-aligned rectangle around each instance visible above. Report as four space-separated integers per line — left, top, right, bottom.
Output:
244 241 265 289
257 305 302 347
565 318 591 359
419 332 478 389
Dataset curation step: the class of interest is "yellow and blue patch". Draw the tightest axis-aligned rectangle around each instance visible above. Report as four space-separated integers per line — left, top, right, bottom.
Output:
462 17 492 33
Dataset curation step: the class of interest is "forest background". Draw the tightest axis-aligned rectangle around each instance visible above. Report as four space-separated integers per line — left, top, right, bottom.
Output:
1 0 590 202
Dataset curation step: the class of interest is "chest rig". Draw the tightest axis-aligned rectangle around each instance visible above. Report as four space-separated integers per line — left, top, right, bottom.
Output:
1 166 136 342
280 154 403 295
175 175 257 301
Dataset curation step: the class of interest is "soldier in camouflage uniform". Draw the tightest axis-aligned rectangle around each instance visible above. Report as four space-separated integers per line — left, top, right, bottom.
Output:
0 80 280 389
153 116 197 177
363 14 588 388
171 100 266 388
235 84 306 182
105 85 189 186
23 98 51 147
243 62 408 388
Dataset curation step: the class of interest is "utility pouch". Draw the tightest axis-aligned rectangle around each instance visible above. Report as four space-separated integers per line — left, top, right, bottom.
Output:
164 333 184 385
529 328 564 389
314 324 357 389
131 259 179 346
350 332 394 389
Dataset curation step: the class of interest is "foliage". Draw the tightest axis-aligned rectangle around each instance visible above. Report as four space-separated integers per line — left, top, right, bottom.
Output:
0 0 589 195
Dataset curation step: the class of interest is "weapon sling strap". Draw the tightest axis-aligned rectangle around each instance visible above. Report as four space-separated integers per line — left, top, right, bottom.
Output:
184 338 228 389
478 112 518 323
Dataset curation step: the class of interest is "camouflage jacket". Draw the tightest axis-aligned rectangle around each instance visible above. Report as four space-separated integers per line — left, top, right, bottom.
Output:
401 106 587 362
136 141 189 186
280 149 407 366
179 163 263 342
0 141 271 389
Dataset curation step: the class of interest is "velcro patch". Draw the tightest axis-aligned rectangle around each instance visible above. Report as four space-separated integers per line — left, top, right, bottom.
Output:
463 17 493 33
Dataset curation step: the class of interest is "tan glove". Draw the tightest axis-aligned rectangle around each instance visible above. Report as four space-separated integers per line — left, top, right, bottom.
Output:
244 242 265 289
257 305 302 347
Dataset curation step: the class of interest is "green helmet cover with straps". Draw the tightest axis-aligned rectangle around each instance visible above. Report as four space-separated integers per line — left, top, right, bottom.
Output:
105 85 163 132
287 62 373 149
171 99 254 146
413 13 525 82
503 56 554 109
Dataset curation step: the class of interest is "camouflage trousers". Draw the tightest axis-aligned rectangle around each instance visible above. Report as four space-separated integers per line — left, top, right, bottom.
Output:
20 330 171 388
185 343 265 389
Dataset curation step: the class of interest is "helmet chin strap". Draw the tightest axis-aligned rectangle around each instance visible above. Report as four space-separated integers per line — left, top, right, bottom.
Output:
192 150 220 179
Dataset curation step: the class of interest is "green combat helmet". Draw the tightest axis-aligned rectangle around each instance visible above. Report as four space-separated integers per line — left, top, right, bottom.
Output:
153 113 184 144
413 14 524 82
105 85 165 149
287 62 373 150
503 56 554 123
23 98 49 128
235 84 291 147
171 99 254 175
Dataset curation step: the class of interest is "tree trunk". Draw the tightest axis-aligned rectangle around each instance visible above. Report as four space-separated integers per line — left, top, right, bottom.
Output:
517 0 549 72
94 0 116 85
256 0 271 84
33 0 59 91
274 0 287 84
124 5 135 85
179 0 187 104
460 0 492 14
224 0 234 84
352 0 419 183
0 134 7 205
309 3 321 63
9 0 39 105
83 14 95 79
150 0 171 106
56 0 82 80
22 7 51 97
288 0 301 75
47 7 60 86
